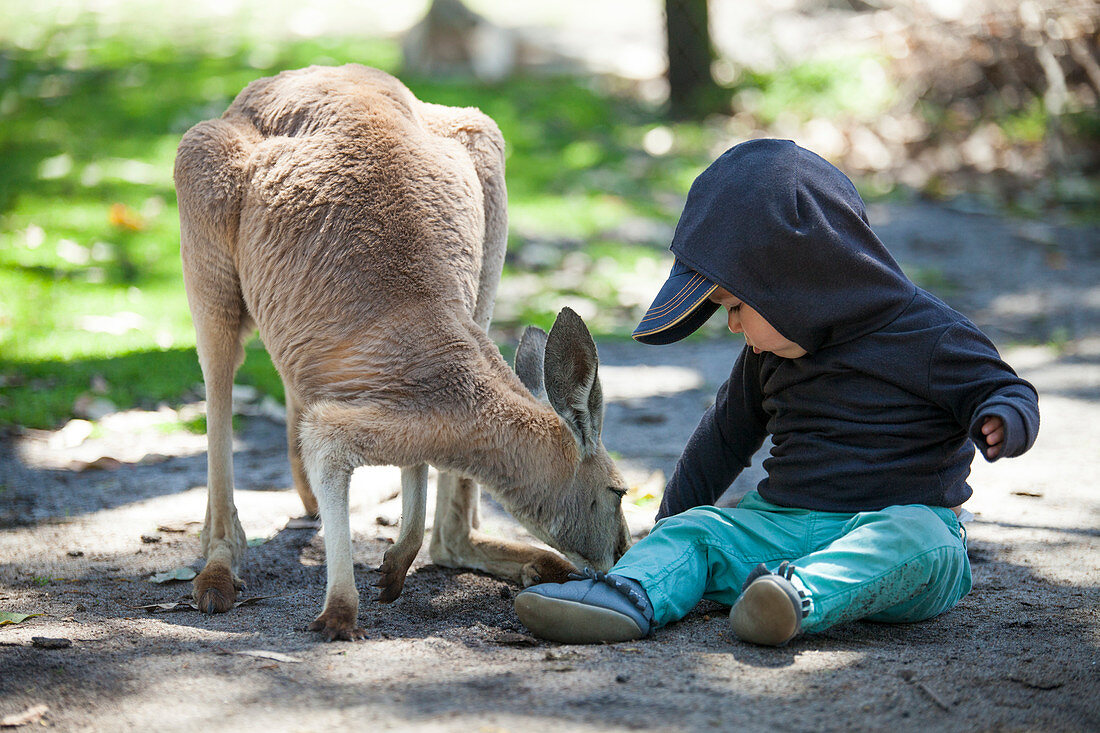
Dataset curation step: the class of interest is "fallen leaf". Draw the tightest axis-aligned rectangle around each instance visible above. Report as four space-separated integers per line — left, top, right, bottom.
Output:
131 596 271 613
0 612 43 627
0 704 48 727
235 650 302 663
30 637 71 649
131 601 196 613
148 566 198 584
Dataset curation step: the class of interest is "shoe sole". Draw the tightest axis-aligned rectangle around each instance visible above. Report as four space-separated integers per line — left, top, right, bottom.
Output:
728 576 801 646
515 592 644 644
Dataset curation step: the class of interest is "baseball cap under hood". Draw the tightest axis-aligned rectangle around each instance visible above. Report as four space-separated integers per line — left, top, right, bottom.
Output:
666 139 916 354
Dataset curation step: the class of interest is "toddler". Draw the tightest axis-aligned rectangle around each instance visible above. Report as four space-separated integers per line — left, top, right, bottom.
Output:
514 139 1039 646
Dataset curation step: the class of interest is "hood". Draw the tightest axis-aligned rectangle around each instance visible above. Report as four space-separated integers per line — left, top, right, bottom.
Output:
669 139 916 354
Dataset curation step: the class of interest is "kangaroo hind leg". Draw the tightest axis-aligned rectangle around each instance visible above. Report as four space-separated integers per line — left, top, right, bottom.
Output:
177 118 255 614
184 246 250 614
374 464 429 603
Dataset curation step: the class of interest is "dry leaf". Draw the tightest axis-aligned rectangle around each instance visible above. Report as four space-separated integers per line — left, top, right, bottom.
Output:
0 704 48 728
132 596 271 613
131 601 196 613
30 637 71 649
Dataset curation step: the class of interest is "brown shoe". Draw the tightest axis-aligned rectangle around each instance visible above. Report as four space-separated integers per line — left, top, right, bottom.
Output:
729 562 810 646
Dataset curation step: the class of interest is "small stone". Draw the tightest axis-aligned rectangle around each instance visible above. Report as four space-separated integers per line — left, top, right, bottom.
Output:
499 586 513 600
67 550 84 557
74 604 87 612
140 534 161 544
615 674 630 683
31 637 72 649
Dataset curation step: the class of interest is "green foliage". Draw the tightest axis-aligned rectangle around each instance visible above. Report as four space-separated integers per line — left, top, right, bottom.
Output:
999 98 1048 144
731 55 895 124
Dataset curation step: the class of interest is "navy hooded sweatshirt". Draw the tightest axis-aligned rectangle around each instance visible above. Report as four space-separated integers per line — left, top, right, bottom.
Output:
657 139 1040 519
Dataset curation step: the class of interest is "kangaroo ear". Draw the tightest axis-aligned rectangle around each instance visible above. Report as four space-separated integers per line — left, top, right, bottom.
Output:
543 307 604 453
514 326 548 400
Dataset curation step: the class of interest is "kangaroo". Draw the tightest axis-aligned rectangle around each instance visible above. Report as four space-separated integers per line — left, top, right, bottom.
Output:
174 64 631 640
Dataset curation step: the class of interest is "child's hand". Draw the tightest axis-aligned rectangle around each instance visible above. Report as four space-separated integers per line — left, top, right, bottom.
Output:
981 415 1005 459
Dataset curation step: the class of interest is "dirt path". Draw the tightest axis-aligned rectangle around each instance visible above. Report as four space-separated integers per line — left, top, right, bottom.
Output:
1 203 1098 731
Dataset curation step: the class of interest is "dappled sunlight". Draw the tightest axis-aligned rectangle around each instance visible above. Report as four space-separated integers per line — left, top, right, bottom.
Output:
601 364 704 402
0 486 305 579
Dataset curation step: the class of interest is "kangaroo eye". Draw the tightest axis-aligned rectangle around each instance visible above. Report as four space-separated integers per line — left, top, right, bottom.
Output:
609 487 627 498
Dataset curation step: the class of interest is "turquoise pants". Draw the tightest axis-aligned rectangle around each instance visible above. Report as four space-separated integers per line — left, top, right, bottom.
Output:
613 492 972 632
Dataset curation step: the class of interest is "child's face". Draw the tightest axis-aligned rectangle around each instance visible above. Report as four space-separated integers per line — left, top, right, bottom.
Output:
708 287 808 358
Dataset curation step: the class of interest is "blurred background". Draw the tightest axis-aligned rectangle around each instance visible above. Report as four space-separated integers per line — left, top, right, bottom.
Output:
1 0 1098 430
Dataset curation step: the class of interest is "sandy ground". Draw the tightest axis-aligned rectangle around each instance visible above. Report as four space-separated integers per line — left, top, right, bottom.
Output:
1 202 1099 731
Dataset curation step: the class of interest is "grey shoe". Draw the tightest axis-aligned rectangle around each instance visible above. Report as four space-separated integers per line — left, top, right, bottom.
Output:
514 568 654 644
729 561 811 647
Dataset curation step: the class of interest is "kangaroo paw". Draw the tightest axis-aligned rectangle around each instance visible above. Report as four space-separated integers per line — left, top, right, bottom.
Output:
193 563 240 614
308 599 366 641
372 553 412 603
521 552 577 586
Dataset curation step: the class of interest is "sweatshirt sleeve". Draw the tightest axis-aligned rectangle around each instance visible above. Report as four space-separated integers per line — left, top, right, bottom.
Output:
929 322 1039 462
656 347 770 520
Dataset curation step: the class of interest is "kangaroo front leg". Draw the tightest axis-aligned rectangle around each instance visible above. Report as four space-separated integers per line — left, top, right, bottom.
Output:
430 473 575 586
375 464 429 603
305 454 365 641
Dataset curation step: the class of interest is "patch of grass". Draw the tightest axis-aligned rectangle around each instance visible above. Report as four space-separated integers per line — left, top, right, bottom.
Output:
0 12 728 429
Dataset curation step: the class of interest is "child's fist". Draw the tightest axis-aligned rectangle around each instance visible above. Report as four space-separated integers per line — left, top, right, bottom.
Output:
981 415 1005 459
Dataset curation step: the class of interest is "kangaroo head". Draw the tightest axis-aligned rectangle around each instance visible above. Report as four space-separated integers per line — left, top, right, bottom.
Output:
513 307 632 572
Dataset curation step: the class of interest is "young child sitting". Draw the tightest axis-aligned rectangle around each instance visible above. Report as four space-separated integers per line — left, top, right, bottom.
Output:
514 138 1040 646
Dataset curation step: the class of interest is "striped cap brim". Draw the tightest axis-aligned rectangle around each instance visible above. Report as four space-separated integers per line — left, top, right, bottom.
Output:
632 260 720 345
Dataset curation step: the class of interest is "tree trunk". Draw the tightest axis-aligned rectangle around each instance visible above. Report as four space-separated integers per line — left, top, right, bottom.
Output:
664 0 720 119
